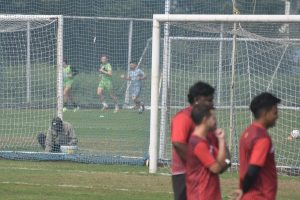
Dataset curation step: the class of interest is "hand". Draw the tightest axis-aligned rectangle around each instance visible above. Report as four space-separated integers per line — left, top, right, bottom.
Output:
100 69 107 74
230 189 243 200
215 128 225 140
120 74 125 79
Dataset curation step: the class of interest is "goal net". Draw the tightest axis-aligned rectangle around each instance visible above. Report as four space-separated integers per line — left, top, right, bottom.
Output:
0 15 63 154
0 15 154 166
0 15 62 159
150 15 300 175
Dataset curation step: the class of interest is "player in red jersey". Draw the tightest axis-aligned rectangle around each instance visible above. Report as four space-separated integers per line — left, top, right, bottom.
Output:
233 92 280 200
186 104 229 200
171 81 215 200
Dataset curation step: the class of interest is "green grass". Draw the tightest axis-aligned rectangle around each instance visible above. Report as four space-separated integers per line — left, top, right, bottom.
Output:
0 160 299 200
0 108 150 158
64 109 150 156
0 107 299 167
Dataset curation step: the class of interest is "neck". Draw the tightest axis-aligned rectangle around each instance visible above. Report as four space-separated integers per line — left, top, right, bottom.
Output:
254 119 268 129
193 125 209 138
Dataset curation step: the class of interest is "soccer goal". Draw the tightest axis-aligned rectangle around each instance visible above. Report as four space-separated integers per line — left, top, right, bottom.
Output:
0 15 155 166
149 14 300 174
0 15 63 154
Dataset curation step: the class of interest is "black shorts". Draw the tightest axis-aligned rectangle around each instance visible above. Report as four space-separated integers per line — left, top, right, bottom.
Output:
172 174 186 200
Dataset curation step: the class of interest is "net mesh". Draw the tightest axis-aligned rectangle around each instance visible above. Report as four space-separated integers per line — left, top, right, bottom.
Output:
0 17 58 151
158 21 300 175
0 15 155 166
0 1 299 173
62 18 153 164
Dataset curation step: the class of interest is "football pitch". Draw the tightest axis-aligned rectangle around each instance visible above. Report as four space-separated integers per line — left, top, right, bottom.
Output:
0 159 299 200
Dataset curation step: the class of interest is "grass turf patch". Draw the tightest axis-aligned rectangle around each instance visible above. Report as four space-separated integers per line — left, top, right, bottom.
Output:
0 160 299 200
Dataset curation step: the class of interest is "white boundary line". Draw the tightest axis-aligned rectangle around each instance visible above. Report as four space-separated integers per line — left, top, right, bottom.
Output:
0 181 173 194
0 166 171 176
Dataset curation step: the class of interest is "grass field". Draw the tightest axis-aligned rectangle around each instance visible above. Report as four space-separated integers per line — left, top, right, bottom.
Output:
0 107 299 167
0 160 299 200
0 108 299 199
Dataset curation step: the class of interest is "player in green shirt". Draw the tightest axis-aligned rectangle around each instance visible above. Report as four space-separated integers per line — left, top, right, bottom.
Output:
97 55 119 113
63 59 79 112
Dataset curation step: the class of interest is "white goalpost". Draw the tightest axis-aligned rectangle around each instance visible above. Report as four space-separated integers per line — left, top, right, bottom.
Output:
149 14 300 173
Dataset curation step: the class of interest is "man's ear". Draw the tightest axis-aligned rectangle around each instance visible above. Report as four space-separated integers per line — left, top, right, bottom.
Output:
260 109 268 118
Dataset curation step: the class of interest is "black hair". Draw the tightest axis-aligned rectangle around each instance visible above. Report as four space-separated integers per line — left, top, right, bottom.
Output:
187 81 215 104
191 104 214 125
130 61 138 65
51 117 63 132
250 92 281 119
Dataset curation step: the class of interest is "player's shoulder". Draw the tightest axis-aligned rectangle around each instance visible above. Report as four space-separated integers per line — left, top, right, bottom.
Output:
191 136 210 153
180 106 193 115
172 106 192 121
104 63 112 68
241 123 269 143
249 123 269 137
189 134 206 145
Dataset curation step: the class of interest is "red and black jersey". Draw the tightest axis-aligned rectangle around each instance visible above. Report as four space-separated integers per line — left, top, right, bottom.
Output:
239 122 277 200
186 134 221 200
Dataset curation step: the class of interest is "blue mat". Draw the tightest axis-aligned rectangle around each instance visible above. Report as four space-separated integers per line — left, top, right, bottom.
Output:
0 151 146 166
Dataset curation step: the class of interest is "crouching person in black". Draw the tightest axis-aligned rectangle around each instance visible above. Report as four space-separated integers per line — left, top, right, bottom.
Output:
37 117 78 152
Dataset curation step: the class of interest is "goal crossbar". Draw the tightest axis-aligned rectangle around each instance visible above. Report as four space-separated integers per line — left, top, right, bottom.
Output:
0 14 63 21
153 14 300 23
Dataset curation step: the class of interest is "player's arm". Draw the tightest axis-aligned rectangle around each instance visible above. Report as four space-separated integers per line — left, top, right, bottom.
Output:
44 129 53 152
100 69 112 76
100 64 112 76
171 115 191 163
242 138 270 194
242 165 261 193
210 129 227 173
103 69 112 76
120 74 131 80
138 70 146 80
173 142 188 163
219 146 231 173
194 129 227 174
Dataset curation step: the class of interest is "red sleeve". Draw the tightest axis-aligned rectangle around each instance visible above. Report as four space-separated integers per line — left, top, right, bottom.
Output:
194 141 216 167
249 138 270 167
171 114 193 144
